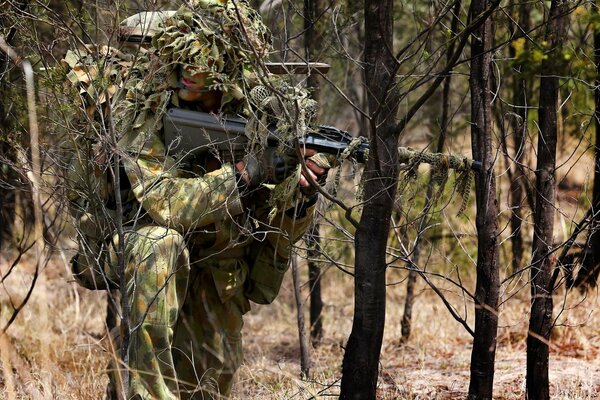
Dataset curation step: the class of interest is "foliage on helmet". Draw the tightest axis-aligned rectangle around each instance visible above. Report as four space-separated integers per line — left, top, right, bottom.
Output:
148 0 272 111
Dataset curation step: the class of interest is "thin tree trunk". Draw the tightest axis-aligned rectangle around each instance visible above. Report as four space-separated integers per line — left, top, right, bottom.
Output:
291 255 310 378
573 0 600 288
340 1 400 398
106 97 129 396
401 0 461 342
0 35 45 334
400 260 418 341
526 1 570 398
588 0 600 284
106 290 119 331
105 290 120 400
304 0 325 347
307 224 324 345
0 7 27 248
508 1 531 274
467 1 500 398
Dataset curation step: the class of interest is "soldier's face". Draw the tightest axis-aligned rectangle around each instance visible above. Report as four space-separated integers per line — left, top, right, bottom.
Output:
178 67 211 102
178 66 221 111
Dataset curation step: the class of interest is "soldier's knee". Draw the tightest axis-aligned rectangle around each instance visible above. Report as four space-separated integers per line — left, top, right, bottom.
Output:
131 226 189 269
139 226 186 249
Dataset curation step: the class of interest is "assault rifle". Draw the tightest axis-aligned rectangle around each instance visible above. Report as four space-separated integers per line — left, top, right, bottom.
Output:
163 108 482 172
163 108 368 164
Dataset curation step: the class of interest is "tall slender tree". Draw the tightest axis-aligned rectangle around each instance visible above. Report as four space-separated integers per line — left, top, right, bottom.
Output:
340 1 400 397
526 1 571 398
341 2 501 397
0 1 30 247
467 1 500 399
304 0 325 346
401 0 462 342
508 0 532 274
570 0 600 288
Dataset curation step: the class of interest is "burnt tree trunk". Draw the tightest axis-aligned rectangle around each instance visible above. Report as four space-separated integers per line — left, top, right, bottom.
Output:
508 0 531 274
526 1 570 398
304 0 325 346
401 0 461 342
467 0 500 398
339 1 400 398
573 0 600 288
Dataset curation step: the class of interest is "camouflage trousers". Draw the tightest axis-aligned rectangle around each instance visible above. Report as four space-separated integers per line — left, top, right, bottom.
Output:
107 225 250 399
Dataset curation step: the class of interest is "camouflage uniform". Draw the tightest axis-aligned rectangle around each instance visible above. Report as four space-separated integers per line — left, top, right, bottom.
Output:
65 1 318 398
105 102 315 399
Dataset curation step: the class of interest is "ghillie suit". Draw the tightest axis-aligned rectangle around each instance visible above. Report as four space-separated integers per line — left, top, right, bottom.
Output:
63 1 322 398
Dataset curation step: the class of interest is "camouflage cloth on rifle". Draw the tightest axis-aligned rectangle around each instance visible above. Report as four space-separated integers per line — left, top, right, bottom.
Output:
63 1 319 398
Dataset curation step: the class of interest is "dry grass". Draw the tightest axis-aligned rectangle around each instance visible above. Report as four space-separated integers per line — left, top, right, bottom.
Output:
235 266 600 399
0 251 108 399
0 251 599 399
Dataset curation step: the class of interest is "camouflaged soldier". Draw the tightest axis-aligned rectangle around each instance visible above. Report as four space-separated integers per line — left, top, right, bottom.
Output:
65 1 327 398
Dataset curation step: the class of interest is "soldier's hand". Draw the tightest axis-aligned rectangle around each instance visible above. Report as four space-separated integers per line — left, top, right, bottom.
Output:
299 148 327 189
235 148 298 187
234 148 328 189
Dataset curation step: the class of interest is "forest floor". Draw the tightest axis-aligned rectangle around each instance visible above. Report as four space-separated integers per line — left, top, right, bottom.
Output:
0 250 599 399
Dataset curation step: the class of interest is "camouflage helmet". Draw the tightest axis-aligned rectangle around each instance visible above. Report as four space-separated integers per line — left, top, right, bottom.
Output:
118 11 177 45
145 0 272 111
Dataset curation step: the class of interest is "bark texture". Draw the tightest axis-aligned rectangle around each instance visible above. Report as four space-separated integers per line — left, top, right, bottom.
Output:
468 0 500 398
339 1 400 398
304 0 325 346
526 1 570 398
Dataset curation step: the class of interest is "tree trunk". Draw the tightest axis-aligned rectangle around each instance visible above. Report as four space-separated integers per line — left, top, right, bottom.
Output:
572 0 600 288
304 0 325 346
526 1 570 398
291 255 311 378
508 0 531 274
307 223 324 345
340 1 400 398
401 0 461 342
0 10 24 248
467 1 500 398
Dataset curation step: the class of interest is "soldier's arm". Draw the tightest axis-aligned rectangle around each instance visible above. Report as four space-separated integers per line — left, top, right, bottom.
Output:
119 126 244 232
243 194 318 304
265 195 318 258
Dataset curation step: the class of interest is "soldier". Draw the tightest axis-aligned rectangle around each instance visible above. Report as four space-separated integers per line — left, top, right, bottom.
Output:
65 1 327 398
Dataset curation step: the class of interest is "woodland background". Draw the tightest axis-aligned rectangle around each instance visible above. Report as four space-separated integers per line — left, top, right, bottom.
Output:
1 0 600 399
